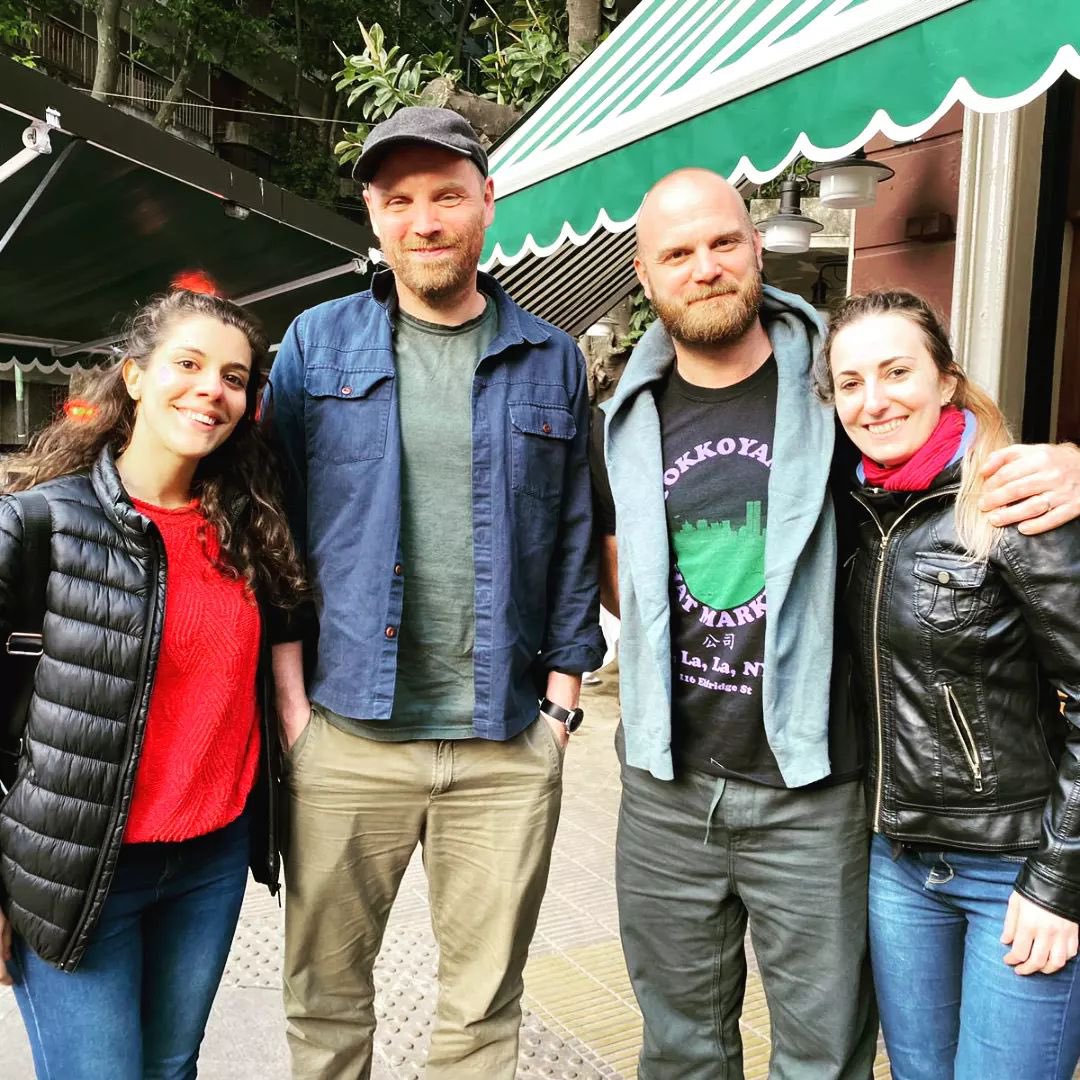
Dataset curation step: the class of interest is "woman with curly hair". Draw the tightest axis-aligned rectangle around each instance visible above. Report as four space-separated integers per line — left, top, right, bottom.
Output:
0 286 305 1079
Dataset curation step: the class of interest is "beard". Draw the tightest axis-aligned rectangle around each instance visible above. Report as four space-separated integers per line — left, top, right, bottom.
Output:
382 220 486 304
650 271 763 346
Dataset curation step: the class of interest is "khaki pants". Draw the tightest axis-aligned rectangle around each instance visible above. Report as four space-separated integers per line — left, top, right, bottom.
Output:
282 706 563 1079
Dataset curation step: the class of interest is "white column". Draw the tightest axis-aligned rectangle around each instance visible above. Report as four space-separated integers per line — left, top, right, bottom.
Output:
950 98 1047 430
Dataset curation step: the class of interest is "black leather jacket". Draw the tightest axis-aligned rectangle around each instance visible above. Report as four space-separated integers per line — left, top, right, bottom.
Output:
844 463 1080 922
0 448 281 971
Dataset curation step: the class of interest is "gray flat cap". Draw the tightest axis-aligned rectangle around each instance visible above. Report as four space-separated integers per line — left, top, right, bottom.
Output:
356 107 488 182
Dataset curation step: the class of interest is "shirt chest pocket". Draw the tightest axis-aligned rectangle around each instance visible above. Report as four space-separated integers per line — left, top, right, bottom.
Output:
912 553 987 633
304 366 392 464
509 402 576 500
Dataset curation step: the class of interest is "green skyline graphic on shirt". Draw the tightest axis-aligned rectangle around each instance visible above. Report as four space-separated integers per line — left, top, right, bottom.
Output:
673 501 766 610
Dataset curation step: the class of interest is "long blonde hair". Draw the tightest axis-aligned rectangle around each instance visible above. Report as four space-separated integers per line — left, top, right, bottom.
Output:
814 289 1011 561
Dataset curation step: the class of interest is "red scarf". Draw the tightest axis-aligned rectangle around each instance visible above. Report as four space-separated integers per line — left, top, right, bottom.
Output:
862 405 966 492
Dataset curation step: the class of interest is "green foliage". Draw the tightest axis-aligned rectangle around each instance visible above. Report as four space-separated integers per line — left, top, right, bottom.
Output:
0 0 47 66
619 286 656 350
269 0 382 76
472 0 571 108
423 50 463 79
136 0 271 70
333 21 466 165
333 125 372 168
756 157 816 199
337 22 424 118
331 0 606 167
271 130 341 205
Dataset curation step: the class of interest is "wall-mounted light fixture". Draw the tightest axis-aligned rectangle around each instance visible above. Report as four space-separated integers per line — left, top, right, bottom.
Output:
756 178 823 254
807 149 894 210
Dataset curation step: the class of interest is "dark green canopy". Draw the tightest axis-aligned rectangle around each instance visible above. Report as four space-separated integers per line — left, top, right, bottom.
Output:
0 57 376 363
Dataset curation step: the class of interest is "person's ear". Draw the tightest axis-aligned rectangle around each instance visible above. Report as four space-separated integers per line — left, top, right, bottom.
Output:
362 187 381 241
942 373 959 406
633 257 652 300
121 358 143 402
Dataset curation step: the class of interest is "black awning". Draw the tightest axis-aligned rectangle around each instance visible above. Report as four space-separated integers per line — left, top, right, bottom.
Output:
0 58 376 357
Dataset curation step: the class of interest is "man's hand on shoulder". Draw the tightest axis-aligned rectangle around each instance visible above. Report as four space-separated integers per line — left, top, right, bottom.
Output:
979 442 1080 535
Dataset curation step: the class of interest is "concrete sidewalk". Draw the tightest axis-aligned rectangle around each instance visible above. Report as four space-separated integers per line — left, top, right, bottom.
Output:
2 676 893 1078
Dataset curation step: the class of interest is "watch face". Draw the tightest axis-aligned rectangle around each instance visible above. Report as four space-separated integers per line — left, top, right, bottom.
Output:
567 708 585 733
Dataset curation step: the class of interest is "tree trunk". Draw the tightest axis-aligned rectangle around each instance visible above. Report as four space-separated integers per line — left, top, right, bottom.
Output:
325 41 342 155
327 91 344 156
91 0 124 102
289 0 303 141
566 0 602 66
153 33 195 130
420 78 520 143
452 0 472 67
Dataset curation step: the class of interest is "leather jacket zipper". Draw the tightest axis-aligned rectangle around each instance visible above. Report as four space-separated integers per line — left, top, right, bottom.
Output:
851 486 958 831
942 684 984 792
58 527 163 970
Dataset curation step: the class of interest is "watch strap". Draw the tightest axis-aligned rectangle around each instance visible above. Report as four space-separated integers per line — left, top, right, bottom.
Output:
539 698 573 724
539 697 584 732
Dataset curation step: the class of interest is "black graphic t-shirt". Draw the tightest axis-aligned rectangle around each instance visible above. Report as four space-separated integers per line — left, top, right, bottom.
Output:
591 358 863 788
657 359 783 784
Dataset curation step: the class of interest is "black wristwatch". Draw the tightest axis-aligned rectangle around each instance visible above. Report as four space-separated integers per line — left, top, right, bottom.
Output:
539 697 585 735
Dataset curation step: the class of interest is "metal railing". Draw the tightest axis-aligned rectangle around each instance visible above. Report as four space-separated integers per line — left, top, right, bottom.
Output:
33 13 213 140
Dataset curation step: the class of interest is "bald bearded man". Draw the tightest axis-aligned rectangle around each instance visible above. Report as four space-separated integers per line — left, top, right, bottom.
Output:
591 168 1080 1079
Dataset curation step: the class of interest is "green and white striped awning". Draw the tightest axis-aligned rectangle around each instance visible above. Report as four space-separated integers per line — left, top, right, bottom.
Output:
482 0 1080 269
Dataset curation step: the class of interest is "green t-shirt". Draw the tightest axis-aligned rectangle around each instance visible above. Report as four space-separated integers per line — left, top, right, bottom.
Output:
326 296 497 742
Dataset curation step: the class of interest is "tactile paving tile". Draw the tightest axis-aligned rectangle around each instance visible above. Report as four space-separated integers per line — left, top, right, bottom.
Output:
219 882 285 989
372 921 621 1078
219 887 623 1078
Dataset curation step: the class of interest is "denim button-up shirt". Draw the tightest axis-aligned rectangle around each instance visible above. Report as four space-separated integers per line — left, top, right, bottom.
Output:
264 271 605 740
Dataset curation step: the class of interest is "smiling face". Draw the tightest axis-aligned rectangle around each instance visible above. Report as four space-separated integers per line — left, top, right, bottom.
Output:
634 170 764 346
122 313 253 468
363 145 494 308
829 311 958 467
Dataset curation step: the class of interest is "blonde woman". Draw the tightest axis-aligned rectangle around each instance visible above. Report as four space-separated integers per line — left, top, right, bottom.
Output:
816 289 1080 1080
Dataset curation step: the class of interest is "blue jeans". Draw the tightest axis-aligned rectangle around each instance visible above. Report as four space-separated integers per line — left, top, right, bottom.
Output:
9 812 250 1080
869 833 1080 1080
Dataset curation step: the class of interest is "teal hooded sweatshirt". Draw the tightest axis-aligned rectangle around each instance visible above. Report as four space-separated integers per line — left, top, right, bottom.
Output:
601 285 837 787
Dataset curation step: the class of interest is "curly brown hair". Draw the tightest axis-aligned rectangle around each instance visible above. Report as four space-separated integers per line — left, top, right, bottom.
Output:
3 290 307 607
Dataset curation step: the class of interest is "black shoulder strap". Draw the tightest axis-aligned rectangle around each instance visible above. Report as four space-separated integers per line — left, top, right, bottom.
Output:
2 492 51 787
11 491 51 635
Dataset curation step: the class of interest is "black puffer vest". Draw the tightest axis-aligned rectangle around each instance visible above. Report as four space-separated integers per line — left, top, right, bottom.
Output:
0 448 281 970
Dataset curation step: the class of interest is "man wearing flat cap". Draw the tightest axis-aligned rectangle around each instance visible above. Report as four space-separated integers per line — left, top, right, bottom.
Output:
264 106 605 1079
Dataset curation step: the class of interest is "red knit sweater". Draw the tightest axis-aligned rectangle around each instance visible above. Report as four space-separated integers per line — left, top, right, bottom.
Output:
124 499 262 843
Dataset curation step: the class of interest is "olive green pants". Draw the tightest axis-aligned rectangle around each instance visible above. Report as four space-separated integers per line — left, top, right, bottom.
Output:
282 706 564 1079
